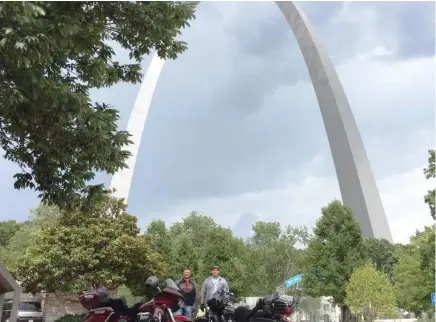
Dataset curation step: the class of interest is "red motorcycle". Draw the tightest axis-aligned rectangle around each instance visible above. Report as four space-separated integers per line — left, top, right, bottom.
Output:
79 287 141 322
137 276 189 322
78 276 189 322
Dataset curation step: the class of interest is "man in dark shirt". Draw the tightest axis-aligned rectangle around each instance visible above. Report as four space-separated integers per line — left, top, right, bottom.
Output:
174 268 197 319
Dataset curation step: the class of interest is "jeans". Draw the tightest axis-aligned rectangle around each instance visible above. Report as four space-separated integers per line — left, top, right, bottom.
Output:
174 305 194 320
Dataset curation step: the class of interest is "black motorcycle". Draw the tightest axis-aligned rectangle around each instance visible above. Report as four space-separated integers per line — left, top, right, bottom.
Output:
234 292 298 322
201 291 236 322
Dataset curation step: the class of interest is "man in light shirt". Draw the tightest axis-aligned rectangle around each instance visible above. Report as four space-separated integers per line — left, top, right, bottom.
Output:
199 265 229 311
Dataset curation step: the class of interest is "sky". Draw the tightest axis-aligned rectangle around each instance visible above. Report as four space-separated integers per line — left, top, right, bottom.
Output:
1 1 435 244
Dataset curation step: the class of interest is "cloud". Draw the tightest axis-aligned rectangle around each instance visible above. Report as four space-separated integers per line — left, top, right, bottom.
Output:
351 1 435 60
126 52 434 214
127 0 435 241
0 0 434 241
141 155 435 245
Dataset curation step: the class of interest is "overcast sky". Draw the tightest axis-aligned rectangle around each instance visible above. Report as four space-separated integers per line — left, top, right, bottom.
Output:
1 1 434 244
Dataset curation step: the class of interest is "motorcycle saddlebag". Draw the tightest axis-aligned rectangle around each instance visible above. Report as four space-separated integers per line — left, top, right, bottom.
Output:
79 288 111 310
271 298 294 316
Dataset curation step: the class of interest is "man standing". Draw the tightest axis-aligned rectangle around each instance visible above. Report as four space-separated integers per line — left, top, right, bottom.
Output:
199 265 229 311
175 268 197 319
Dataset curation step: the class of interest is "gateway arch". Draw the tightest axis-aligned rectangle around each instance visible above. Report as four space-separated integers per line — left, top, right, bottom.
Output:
110 1 393 242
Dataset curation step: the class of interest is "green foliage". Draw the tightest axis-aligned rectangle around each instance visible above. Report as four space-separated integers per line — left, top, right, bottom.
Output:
302 200 367 311
117 284 143 306
146 219 174 266
395 226 435 314
364 238 398 284
9 196 166 294
395 251 427 313
423 149 435 220
244 223 308 295
0 204 60 267
54 314 85 322
0 220 24 247
164 212 252 295
0 1 197 210
251 222 281 246
395 225 435 314
145 212 307 297
345 262 397 320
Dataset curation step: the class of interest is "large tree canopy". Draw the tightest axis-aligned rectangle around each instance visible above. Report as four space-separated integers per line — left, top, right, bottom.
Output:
364 238 398 285
302 200 367 319
345 263 396 320
394 250 427 314
9 196 165 294
0 220 24 247
0 1 197 210
144 213 309 297
244 222 308 295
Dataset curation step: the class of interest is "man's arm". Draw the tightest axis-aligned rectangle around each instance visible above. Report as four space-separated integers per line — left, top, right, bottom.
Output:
193 281 198 309
222 278 230 294
200 279 207 305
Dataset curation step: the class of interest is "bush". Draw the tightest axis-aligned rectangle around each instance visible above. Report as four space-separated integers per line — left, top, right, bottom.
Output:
55 314 85 322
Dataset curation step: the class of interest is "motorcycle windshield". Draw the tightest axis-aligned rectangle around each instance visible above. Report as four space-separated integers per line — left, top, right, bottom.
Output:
166 278 181 291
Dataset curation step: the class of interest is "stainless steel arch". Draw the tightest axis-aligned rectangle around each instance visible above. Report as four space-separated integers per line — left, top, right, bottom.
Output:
110 1 393 241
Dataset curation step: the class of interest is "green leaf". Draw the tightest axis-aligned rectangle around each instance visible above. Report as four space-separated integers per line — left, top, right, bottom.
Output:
0 1 197 212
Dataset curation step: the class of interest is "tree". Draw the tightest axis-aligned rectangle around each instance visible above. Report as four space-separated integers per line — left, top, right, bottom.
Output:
145 212 246 294
345 263 397 321
423 149 435 220
202 226 249 296
146 219 173 267
0 204 60 268
410 226 435 280
0 220 24 247
364 238 397 284
245 222 308 295
251 222 281 246
146 212 256 296
165 212 219 279
409 226 435 313
302 200 367 321
394 251 427 313
0 1 197 210
393 225 435 314
10 196 166 294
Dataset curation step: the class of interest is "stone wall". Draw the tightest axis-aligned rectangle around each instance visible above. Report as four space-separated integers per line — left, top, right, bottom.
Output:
42 292 85 322
42 289 117 322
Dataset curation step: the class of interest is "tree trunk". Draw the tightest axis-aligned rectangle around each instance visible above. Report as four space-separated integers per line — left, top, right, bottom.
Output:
341 305 350 322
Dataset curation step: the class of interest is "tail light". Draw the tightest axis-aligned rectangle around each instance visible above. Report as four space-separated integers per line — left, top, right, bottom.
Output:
284 307 293 315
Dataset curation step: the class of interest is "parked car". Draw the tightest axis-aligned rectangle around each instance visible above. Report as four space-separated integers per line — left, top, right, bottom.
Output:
2 299 43 322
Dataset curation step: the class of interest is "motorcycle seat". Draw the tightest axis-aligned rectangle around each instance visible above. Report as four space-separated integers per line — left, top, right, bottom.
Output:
110 296 129 312
262 292 280 305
